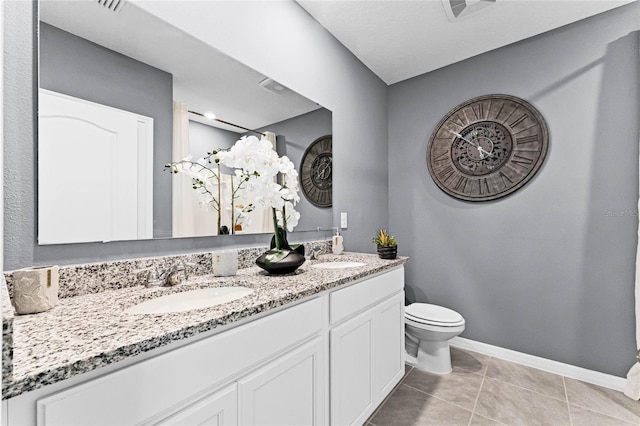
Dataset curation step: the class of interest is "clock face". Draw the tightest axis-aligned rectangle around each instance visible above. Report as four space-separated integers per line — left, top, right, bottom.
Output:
300 135 332 208
427 94 548 201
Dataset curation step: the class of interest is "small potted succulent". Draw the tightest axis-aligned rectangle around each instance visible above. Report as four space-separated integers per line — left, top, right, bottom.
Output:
372 229 398 260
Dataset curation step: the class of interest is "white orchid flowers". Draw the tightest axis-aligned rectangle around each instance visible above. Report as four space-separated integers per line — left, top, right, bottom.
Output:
216 135 301 232
166 135 301 235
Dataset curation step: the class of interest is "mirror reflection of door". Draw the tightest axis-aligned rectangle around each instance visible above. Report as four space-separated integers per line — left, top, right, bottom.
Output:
38 89 153 244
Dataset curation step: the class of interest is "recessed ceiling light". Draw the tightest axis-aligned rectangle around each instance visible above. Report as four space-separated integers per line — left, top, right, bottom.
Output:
204 112 216 120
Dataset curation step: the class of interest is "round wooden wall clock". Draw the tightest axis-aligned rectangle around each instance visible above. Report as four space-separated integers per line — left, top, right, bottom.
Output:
427 94 549 202
300 135 332 208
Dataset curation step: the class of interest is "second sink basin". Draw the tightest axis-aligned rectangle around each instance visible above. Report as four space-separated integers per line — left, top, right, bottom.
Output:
311 261 366 270
124 286 254 315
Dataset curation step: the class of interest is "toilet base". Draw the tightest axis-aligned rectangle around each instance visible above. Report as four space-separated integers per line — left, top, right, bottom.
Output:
405 338 453 374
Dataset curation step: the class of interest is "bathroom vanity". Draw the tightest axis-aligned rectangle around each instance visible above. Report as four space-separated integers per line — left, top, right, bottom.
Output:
2 251 407 425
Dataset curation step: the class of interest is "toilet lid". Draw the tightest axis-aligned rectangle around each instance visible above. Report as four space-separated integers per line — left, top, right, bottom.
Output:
405 303 464 326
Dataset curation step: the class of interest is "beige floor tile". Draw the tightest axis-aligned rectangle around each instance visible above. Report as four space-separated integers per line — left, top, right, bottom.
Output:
468 413 504 425
569 405 637 426
402 366 484 410
485 357 566 400
370 383 472 426
451 346 491 375
565 377 640 424
469 413 502 426
475 377 571 426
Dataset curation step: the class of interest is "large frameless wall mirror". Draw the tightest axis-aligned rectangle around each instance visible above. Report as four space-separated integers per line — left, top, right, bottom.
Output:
37 0 333 245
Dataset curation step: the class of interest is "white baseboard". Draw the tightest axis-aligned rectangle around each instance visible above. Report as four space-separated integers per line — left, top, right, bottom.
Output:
450 337 627 392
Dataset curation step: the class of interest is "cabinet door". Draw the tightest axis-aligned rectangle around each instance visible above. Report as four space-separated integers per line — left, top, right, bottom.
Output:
375 292 405 400
158 383 237 426
330 308 376 426
238 336 325 426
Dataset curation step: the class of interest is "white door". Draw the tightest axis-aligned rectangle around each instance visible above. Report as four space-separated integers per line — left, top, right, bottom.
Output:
38 89 153 244
238 337 325 426
330 309 376 426
158 383 238 426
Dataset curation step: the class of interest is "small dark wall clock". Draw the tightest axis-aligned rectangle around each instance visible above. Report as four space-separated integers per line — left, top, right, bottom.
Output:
300 135 332 208
427 94 549 202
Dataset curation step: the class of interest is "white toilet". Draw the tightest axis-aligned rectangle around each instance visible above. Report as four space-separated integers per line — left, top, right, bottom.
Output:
404 303 465 374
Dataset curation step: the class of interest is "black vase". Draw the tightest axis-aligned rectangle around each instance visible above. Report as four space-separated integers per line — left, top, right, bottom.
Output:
255 244 306 275
377 245 398 260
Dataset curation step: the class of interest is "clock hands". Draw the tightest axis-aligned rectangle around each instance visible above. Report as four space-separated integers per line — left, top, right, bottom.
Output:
452 131 494 159
477 146 494 159
452 131 476 146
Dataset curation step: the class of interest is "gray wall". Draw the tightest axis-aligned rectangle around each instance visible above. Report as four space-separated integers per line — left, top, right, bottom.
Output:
3 1 388 269
39 22 174 239
188 120 239 159
388 4 639 377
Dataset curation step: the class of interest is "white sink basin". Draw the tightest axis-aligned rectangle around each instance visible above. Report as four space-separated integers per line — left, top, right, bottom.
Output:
311 261 366 270
124 286 253 315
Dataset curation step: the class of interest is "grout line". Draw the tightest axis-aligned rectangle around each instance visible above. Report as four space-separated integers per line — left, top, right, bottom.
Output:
563 376 573 426
366 364 414 424
467 381 482 425
468 373 486 426
401 382 474 414
482 355 568 402
566 401 640 425
483 373 567 403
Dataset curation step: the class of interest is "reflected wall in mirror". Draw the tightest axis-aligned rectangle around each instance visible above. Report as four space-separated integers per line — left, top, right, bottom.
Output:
37 0 333 245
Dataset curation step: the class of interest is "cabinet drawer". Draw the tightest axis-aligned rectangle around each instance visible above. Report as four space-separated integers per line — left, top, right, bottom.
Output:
158 383 238 426
36 297 324 426
330 267 404 325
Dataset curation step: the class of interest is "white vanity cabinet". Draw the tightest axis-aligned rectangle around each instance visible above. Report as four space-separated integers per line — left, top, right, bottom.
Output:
238 336 325 426
6 266 405 426
329 267 405 426
17 297 327 426
159 383 238 426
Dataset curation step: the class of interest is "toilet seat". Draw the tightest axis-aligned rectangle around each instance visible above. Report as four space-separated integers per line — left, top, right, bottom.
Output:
405 303 465 327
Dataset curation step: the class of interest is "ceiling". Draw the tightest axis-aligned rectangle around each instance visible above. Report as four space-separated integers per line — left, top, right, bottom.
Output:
39 1 321 133
297 0 635 85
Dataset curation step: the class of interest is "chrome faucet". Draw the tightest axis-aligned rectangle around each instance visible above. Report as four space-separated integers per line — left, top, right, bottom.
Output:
165 262 187 286
135 266 164 288
136 262 188 287
309 246 322 260
317 226 339 235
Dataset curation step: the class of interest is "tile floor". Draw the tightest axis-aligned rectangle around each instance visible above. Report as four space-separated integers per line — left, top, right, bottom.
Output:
367 347 640 426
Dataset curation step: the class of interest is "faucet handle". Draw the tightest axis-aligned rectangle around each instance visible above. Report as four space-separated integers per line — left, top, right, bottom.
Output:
309 246 322 260
177 261 192 280
165 261 189 286
133 266 164 287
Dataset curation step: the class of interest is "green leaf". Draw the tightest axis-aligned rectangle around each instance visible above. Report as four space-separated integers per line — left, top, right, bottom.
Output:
264 249 292 265
270 226 291 251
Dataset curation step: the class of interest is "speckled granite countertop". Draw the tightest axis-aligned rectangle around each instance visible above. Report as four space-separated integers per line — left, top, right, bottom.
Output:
3 252 407 399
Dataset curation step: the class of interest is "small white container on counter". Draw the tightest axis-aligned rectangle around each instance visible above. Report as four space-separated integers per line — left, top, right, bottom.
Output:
12 265 59 314
212 251 238 276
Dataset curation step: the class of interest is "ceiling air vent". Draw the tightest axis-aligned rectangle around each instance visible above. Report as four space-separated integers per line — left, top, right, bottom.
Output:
442 0 496 21
258 77 292 96
97 0 126 13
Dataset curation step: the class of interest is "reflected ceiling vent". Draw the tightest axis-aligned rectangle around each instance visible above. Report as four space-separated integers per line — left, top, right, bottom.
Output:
442 0 496 21
258 77 292 95
97 0 126 13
